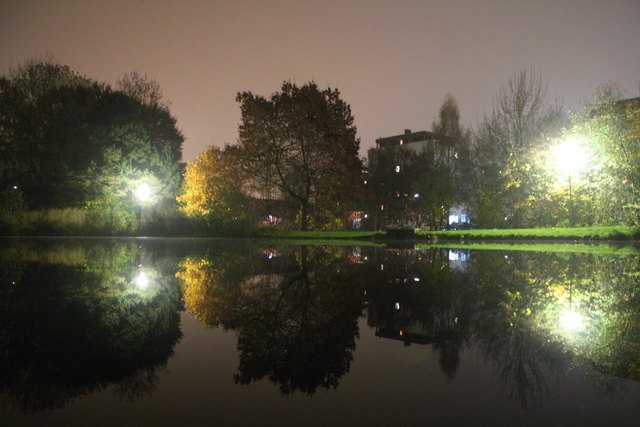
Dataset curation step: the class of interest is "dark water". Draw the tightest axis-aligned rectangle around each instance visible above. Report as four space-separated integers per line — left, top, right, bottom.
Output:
1 237 639 426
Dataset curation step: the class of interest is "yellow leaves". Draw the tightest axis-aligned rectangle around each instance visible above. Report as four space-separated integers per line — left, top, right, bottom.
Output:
177 146 238 218
175 257 222 327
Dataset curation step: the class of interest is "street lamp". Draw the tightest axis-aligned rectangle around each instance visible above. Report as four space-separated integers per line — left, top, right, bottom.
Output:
551 138 588 226
135 270 150 291
135 182 152 203
133 181 154 232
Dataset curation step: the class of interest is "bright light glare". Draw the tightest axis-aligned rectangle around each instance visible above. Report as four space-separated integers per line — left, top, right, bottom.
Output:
135 183 152 202
560 309 583 332
552 138 587 175
135 271 149 290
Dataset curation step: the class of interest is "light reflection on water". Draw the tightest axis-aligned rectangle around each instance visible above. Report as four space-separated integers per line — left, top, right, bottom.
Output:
0 238 639 426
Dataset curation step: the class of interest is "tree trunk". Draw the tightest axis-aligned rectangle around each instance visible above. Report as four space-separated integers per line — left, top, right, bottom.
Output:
299 201 309 231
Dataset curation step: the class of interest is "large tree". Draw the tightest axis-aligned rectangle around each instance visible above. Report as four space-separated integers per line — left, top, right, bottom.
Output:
472 70 564 227
0 58 99 207
235 81 363 230
567 86 640 226
429 94 473 224
0 58 183 215
176 145 247 228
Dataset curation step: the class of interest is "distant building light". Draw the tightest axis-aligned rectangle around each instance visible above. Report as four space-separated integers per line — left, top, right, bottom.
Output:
413 277 420 282
364 180 368 185
12 185 18 190
395 165 400 173
395 302 400 310
400 139 404 145
413 193 419 198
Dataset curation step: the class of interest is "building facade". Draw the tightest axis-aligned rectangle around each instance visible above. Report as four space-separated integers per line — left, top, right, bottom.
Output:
366 129 471 230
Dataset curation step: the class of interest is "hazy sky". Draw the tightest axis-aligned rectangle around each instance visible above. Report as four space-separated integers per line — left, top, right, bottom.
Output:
2 0 639 161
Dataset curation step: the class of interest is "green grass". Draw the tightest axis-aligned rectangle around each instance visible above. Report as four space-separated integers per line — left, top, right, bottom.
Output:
254 238 384 247
416 226 640 241
253 229 385 240
416 241 638 255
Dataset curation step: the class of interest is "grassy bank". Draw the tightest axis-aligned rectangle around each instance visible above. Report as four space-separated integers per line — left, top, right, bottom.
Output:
3 209 638 244
417 241 638 255
253 229 385 240
416 226 640 241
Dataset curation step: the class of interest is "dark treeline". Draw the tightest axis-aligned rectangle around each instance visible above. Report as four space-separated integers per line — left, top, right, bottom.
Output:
1 59 638 234
0 58 183 233
365 71 640 230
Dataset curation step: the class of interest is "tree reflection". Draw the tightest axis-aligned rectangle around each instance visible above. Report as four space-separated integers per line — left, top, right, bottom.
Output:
468 250 640 407
177 245 367 394
175 240 640 407
362 246 640 407
0 239 183 410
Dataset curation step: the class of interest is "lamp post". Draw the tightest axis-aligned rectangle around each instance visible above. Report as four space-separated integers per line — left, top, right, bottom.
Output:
552 138 587 226
134 182 153 231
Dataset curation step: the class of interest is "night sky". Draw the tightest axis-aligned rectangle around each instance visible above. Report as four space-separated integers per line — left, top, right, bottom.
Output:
2 0 639 161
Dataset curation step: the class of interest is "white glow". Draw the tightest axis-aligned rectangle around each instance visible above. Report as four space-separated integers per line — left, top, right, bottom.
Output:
560 309 583 332
552 138 588 175
135 271 149 290
135 183 152 202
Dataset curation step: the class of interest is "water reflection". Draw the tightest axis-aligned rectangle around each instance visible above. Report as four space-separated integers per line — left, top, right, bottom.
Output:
176 245 367 394
174 242 640 406
0 239 183 410
0 238 639 417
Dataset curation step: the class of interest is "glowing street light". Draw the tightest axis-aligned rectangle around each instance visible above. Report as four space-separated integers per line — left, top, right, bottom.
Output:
135 182 152 203
134 270 150 290
551 137 588 226
560 309 583 332
133 181 155 233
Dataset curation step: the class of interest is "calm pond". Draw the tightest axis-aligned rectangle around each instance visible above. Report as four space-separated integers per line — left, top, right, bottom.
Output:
1 237 639 426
